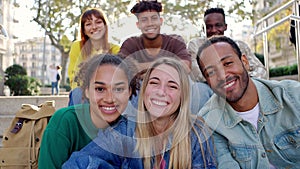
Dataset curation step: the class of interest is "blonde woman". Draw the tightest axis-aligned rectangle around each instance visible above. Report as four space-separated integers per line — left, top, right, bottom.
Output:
63 57 216 169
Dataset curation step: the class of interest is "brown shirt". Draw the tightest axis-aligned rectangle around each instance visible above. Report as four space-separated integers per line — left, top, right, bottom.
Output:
119 34 191 64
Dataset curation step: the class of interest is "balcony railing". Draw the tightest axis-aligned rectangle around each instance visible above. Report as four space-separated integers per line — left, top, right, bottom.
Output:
254 0 300 81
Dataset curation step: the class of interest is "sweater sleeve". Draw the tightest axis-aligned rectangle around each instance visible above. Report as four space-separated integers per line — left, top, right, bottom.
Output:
68 41 81 89
110 43 121 54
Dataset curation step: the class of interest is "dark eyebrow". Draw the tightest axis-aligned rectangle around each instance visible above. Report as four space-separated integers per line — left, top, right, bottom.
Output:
94 81 126 86
220 55 234 62
94 81 105 85
202 55 234 73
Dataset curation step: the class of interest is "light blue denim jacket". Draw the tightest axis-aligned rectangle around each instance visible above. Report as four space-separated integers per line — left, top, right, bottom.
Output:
62 115 217 169
198 78 300 169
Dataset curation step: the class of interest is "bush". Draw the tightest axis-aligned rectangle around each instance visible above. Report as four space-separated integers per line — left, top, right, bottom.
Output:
290 64 298 75
4 64 41 96
5 64 27 77
270 64 298 77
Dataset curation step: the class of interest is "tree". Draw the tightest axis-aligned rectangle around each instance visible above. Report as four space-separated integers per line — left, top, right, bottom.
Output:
31 0 254 85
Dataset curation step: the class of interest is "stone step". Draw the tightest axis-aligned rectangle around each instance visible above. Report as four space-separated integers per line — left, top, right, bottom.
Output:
0 96 69 138
0 115 14 138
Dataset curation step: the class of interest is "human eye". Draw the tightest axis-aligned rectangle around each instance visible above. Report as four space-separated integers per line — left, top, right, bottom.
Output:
215 23 223 28
95 87 104 93
206 25 212 30
151 16 159 21
96 19 103 24
114 87 125 93
205 69 216 78
223 60 234 67
148 79 159 86
85 21 92 27
140 18 148 23
168 84 179 90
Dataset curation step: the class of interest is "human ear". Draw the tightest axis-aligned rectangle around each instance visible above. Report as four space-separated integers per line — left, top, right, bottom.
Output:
85 88 90 99
159 17 163 26
136 21 141 30
224 23 228 31
241 54 250 71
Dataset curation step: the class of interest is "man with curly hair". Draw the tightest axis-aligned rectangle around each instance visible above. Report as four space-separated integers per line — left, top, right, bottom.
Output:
118 0 192 75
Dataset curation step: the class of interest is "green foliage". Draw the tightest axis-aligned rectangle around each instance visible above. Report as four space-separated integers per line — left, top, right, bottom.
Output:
252 54 298 77
269 64 298 77
31 0 255 86
4 65 41 96
5 64 27 77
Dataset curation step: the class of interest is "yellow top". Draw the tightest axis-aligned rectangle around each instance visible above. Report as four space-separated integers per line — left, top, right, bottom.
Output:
68 40 120 89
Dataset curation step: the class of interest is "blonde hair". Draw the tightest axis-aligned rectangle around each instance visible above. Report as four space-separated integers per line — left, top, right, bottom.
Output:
135 57 212 168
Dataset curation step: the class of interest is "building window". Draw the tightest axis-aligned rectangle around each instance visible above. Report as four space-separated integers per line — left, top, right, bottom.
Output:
31 71 36 77
32 54 36 59
32 62 35 68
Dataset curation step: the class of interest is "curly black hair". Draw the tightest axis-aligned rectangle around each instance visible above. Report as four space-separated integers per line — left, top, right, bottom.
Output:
130 0 162 16
204 8 226 23
76 54 139 100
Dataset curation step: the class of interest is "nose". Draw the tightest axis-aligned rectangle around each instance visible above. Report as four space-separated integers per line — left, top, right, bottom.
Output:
92 22 97 29
210 26 218 33
156 85 167 96
216 65 226 81
146 18 155 26
103 90 115 103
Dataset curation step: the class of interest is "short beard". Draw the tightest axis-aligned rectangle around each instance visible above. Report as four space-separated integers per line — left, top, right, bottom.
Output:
226 67 249 103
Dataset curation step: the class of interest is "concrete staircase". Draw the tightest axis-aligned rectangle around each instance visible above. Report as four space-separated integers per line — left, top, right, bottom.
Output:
0 95 69 146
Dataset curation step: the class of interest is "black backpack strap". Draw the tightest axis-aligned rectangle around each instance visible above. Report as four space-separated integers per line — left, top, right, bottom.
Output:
10 118 25 134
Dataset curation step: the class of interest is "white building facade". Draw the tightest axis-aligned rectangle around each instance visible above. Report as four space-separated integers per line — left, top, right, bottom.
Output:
14 37 62 85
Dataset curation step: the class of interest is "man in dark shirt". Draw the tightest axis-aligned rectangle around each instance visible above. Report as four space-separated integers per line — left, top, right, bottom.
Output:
118 0 191 75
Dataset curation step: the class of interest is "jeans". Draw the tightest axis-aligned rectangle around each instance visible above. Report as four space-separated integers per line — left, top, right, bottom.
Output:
51 81 59 95
68 87 89 106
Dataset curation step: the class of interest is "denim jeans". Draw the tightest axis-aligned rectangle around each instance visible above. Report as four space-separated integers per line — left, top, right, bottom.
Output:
68 87 89 106
51 81 59 95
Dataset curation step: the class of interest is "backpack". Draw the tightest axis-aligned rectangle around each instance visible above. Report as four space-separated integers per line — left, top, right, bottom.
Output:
0 101 55 169
56 73 61 81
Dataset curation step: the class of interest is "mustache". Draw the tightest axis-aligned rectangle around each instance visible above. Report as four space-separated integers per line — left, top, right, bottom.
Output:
216 76 237 89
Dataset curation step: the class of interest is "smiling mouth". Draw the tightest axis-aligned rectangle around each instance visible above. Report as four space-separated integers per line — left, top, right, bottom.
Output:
152 99 167 106
91 29 103 34
145 28 157 33
102 106 116 111
224 80 235 89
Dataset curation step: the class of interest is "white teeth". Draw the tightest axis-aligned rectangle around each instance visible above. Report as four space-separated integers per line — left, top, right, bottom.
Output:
224 81 235 89
102 107 116 111
152 100 167 106
146 28 155 32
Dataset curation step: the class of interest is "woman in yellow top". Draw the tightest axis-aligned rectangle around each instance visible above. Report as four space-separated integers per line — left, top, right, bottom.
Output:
68 8 120 105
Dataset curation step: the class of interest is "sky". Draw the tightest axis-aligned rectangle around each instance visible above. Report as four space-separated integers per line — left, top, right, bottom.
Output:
14 1 44 41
